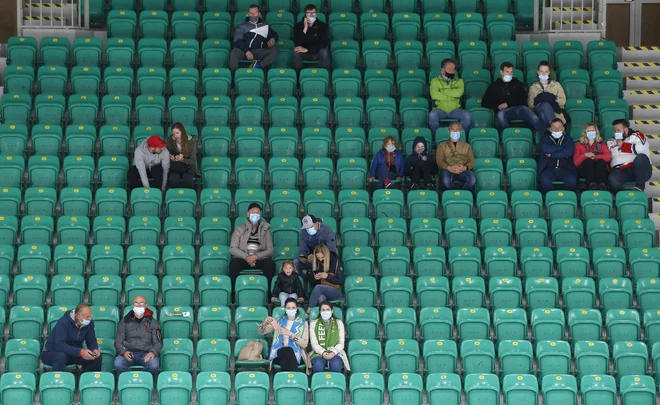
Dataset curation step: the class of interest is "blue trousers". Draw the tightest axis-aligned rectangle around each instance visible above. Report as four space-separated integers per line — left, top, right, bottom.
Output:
534 102 557 126
440 169 477 191
539 167 577 193
498 105 547 132
308 284 342 307
41 350 102 372
114 351 159 374
312 355 343 373
374 164 398 189
608 154 653 193
429 108 471 137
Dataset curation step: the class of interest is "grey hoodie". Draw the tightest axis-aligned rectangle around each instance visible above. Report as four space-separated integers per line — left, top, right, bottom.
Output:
134 138 170 190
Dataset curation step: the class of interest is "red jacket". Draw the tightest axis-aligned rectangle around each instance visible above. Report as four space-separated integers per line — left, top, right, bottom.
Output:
573 140 611 168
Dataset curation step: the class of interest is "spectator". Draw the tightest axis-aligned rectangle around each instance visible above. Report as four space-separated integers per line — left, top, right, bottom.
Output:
404 135 436 191
309 301 350 374
41 304 102 372
258 298 309 372
538 118 576 193
436 121 476 192
429 58 471 136
607 118 652 193
573 123 611 190
293 4 330 71
528 60 567 127
166 122 199 189
482 61 546 132
307 244 345 312
296 214 337 273
369 135 404 189
230 4 280 71
229 202 276 285
113 295 162 374
271 260 306 306
127 135 170 192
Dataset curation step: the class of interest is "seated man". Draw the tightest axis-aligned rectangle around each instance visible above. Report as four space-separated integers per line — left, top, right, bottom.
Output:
127 135 170 192
293 4 330 71
482 61 546 132
538 118 577 193
41 304 102 372
114 295 162 374
607 118 652 193
229 202 276 285
230 4 280 71
296 214 337 273
436 121 476 192
429 58 471 136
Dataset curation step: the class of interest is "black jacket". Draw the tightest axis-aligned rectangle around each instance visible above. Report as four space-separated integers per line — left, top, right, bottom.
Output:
293 19 329 54
308 251 345 288
272 272 306 298
482 78 528 111
404 135 435 174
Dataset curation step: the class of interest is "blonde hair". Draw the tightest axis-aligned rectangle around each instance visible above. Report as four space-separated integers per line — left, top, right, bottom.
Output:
579 122 603 144
312 244 331 272
280 260 297 273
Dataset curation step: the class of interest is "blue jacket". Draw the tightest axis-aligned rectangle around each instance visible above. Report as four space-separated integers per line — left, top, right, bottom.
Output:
370 149 404 177
538 132 575 172
298 222 337 257
43 310 98 357
233 17 279 52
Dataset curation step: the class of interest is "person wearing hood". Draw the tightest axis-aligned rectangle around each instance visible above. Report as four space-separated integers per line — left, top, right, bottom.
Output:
113 295 162 374
429 58 471 136
309 301 350 374
292 4 330 71
229 202 276 286
369 135 404 189
404 135 436 191
436 121 476 192
42 304 102 372
607 118 652 193
230 4 280 71
128 135 170 192
296 214 337 272
528 60 567 127
482 61 546 132
166 122 199 189
538 118 577 193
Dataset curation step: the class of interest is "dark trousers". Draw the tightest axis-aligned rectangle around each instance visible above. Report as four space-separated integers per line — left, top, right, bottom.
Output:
229 257 276 285
293 48 331 71
169 171 195 189
608 154 653 193
128 165 164 191
375 164 398 189
230 48 281 71
272 347 300 372
406 159 436 186
577 158 609 185
498 105 547 132
42 350 102 372
539 167 577 193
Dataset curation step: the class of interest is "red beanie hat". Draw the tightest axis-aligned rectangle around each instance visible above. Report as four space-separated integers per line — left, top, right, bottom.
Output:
147 136 167 148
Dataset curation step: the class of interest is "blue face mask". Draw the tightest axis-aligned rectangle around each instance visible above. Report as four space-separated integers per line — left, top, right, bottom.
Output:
306 227 317 236
586 131 596 140
249 213 260 223
385 145 396 153
450 132 461 141
551 131 563 139
614 132 624 140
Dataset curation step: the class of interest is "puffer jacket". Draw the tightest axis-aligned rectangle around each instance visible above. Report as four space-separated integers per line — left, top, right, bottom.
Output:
114 308 163 356
230 218 274 260
233 17 278 52
134 138 170 190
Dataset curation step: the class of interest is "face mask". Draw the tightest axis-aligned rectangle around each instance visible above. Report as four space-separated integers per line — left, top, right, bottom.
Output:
444 72 455 80
502 75 513 83
80 319 91 326
308 17 316 23
450 132 461 141
249 16 259 22
249 213 260 223
415 144 425 154
551 131 563 139
320 311 333 321
306 227 317 236
586 131 596 140
385 145 396 153
286 309 298 319
614 132 624 140
539 74 549 81
133 306 145 316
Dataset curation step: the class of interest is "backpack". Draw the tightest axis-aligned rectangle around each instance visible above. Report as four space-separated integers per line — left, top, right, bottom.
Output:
238 340 264 361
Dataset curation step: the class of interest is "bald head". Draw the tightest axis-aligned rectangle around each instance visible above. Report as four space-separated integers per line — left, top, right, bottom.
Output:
75 304 92 327
132 295 148 318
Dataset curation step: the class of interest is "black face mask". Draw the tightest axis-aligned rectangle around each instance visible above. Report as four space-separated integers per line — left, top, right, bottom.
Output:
444 72 455 79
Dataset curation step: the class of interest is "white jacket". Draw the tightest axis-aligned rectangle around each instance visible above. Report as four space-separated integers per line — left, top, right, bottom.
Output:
607 130 649 170
309 318 351 371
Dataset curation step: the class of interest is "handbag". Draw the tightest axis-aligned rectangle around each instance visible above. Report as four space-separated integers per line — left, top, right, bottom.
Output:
238 340 264 361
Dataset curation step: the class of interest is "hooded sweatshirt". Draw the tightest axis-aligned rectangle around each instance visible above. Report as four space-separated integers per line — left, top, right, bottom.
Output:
233 17 279 52
134 138 170 190
607 129 649 170
404 135 434 172
43 310 98 357
114 308 163 356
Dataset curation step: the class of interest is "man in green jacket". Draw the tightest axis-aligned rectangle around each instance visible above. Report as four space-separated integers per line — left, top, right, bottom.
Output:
429 58 471 137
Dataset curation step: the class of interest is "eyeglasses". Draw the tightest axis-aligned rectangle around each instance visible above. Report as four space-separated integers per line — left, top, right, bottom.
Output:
305 11 317 15
133 301 147 306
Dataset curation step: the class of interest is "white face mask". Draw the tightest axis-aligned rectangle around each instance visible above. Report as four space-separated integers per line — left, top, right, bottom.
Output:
539 74 549 81
320 311 333 321
133 306 145 316
551 131 563 139
586 131 596 140
415 144 425 154
306 227 317 236
308 17 316 23
249 213 260 223
385 145 396 153
286 309 298 319
502 75 513 82
614 132 624 140
450 132 461 141
80 319 91 326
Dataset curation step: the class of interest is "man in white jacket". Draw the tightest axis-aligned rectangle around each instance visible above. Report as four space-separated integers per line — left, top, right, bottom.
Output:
128 136 171 191
607 119 652 193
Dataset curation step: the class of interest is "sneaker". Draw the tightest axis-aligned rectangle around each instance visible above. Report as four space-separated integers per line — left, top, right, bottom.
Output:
588 182 598 190
426 183 435 190
384 178 392 188
633 186 644 192
408 183 418 192
598 183 607 191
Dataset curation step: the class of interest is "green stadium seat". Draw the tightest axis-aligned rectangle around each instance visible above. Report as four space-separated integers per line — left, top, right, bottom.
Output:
23 187 57 217
493 308 527 342
68 94 99 126
448 246 480 277
34 94 65 125
79 372 115 405
88 274 122 306
157 372 192 405
7 36 38 66
301 97 331 127
586 40 617 71
574 341 609 380
331 40 360 69
457 308 490 340
620 375 655 405
202 39 231 68
9 306 43 340
160 338 194 372
344 276 377 307
480 218 512 248
383 307 416 340
300 68 330 98
197 306 231 339
343 245 375 277
126 244 159 276
562 277 595 311
198 275 231 306
303 189 335 218
616 190 648 221
234 306 267 339
138 38 168 68
536 340 571 378
580 375 616 405
379 276 413 308
486 12 515 40
531 308 565 342
117 372 153 405
90 244 123 276
0 245 14 276
454 12 484 42
0 124 28 155
423 13 452 42
37 66 67 95
161 275 195 306
608 308 641 342
489 276 522 309
420 307 453 340
503 374 538 405
461 339 495 375
39 371 75 405
72 37 102 66
465 374 500 405
172 11 200 40
580 190 613 220
622 219 656 249
202 11 231 38
522 40 551 72
136 67 167 96
483 246 516 277
50 275 84 307
630 248 660 283
612 341 648 382
385 340 419 375
452 276 485 308
349 373 384 405
415 275 448 308
346 307 380 340
311 372 346 405
0 372 36 404
458 40 488 70
568 309 602 343
542 375 577 405
423 340 457 375
108 10 137 38
499 340 534 376
88 305 120 337
70 66 101 95
592 69 623 100
4 339 40 374
139 11 168 38
1 94 32 126
593 247 626 279
394 40 423 69
17 244 50 275
444 218 477 247
92 216 126 245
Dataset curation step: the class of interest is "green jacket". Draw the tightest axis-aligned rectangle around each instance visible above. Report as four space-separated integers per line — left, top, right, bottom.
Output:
430 75 465 113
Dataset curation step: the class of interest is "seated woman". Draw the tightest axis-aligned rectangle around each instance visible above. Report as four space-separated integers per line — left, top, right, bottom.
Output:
309 301 351 374
166 122 200 189
307 244 345 313
258 298 309 372
369 135 404 189
573 122 611 190
528 60 567 128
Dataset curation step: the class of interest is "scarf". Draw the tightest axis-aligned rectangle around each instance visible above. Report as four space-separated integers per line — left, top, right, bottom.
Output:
311 318 339 360
269 316 305 363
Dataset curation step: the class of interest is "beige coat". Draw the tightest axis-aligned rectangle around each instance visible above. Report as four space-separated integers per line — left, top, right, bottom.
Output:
527 80 567 123
258 319 311 372
309 318 351 372
229 219 274 260
436 139 475 170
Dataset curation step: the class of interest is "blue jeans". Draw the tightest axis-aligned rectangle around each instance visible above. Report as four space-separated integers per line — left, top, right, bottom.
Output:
114 352 159 374
534 102 556 126
278 292 298 306
539 167 577 193
312 355 343 373
440 169 476 191
308 284 342 307
375 164 398 189
608 154 653 193
429 108 471 137
498 105 546 132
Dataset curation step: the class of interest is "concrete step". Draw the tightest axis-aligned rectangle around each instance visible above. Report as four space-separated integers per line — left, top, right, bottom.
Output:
631 120 660 135
632 105 660 120
646 135 660 149
625 76 660 90
648 150 660 165
618 62 660 77
651 165 660 181
648 213 660 230
624 90 660 105
551 20 598 30
644 182 660 198
652 197 660 213
621 46 660 62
